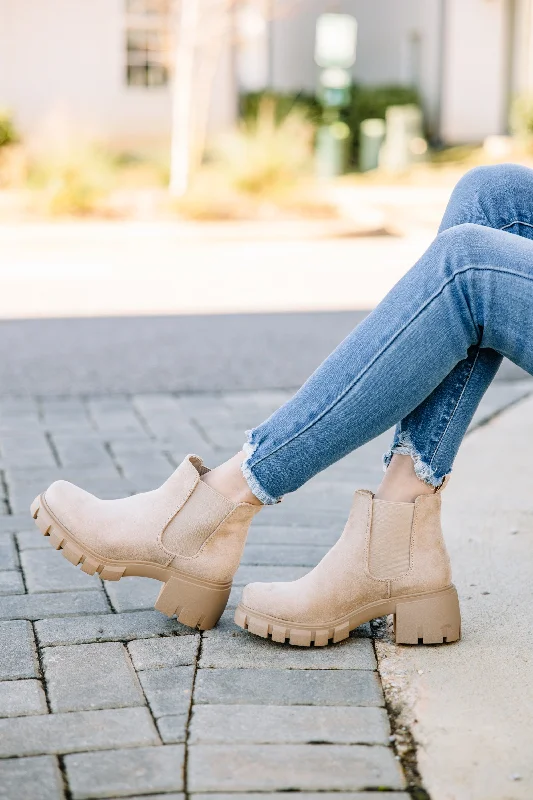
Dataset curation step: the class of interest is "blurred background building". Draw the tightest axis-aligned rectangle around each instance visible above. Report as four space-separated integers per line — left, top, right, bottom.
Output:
1 0 533 148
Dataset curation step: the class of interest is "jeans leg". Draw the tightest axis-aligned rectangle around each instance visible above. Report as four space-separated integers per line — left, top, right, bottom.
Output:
386 164 533 484
243 222 533 504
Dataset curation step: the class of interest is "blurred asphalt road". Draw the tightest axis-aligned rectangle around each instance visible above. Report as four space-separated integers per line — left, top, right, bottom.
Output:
0 311 527 396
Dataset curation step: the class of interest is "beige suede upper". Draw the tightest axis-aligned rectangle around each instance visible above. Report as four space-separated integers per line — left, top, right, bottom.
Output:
242 489 453 625
43 454 260 582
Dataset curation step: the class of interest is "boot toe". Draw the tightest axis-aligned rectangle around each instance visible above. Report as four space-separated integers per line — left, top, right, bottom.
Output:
242 581 277 612
44 480 96 531
242 580 304 621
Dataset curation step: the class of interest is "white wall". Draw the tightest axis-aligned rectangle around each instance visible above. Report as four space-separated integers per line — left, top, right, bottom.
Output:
0 0 237 147
440 0 512 142
0 0 174 146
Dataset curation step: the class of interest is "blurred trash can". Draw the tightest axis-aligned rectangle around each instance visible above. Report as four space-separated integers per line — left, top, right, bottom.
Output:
379 104 427 172
359 118 386 172
315 121 351 178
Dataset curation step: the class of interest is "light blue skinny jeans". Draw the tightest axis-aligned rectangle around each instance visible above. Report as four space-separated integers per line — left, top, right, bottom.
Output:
242 164 533 504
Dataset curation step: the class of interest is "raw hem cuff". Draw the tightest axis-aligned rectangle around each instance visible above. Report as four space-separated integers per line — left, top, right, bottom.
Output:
241 430 281 505
382 430 447 489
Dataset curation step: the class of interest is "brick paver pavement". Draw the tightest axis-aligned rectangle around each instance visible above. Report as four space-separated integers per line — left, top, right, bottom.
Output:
0 383 531 799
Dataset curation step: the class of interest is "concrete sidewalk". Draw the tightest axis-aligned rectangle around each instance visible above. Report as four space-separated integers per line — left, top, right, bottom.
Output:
0 381 531 799
376 392 533 800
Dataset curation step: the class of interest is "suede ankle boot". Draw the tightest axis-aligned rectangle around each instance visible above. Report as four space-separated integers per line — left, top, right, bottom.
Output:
31 454 260 630
235 488 460 646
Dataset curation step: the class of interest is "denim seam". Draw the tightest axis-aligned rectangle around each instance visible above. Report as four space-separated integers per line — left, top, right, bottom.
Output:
248 263 533 468
427 347 481 468
500 220 533 231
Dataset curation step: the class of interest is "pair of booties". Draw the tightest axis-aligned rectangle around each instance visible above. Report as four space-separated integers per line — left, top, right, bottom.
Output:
31 453 461 646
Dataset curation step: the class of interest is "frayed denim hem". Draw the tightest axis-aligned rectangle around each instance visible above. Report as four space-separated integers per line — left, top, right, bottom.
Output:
382 430 447 489
241 430 281 506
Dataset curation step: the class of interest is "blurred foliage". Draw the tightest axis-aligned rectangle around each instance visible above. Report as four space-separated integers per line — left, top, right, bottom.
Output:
174 99 336 220
28 146 116 215
213 97 314 194
240 90 322 129
0 110 19 148
240 84 421 167
509 94 533 140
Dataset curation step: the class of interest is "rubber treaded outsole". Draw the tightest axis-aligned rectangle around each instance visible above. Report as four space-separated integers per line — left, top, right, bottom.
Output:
234 584 461 647
30 494 231 631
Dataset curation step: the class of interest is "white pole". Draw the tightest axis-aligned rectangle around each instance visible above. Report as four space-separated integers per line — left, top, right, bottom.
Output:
169 0 200 196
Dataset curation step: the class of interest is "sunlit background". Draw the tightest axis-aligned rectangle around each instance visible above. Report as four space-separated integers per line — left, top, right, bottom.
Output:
0 0 531 346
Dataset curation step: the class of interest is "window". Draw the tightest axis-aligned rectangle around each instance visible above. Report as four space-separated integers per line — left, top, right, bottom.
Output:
125 0 171 88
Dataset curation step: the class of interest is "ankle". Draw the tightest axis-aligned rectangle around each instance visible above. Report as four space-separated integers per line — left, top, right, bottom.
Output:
202 452 263 506
375 454 436 503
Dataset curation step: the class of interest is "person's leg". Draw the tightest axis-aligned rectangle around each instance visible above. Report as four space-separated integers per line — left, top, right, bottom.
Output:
206 164 533 505
234 219 533 644
378 163 533 500
238 221 533 503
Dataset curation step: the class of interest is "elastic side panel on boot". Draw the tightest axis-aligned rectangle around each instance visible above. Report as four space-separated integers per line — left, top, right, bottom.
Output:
161 481 235 558
367 499 414 580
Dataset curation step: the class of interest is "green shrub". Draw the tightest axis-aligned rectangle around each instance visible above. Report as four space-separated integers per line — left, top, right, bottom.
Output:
240 90 322 129
509 94 533 139
28 146 115 215
214 98 314 195
0 110 19 148
240 85 422 167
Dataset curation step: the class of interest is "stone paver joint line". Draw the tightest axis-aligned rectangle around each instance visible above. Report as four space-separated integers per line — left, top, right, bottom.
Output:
0 384 527 799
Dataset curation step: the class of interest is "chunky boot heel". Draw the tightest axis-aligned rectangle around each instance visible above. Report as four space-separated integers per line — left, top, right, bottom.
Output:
154 575 231 630
394 585 461 645
32 454 260 634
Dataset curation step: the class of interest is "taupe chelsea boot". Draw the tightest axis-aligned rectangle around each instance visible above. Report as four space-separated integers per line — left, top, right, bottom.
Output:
235 488 460 646
31 454 260 630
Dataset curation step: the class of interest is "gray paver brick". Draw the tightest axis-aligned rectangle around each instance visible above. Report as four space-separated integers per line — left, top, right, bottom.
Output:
86 397 146 434
15 530 49 550
200 631 376 669
35 610 189 647
0 433 56 468
253 503 348 530
233 565 309 585
65 744 185 799
0 536 18 570
0 707 159 757
21 549 102 593
105 576 160 612
40 398 92 431
0 755 65 800
105 796 184 800
0 620 39 679
127 635 200 670
43 642 145 713
195 668 383 707
138 666 195 718
51 434 117 472
190 705 390 745
191 794 409 800
157 714 188 743
0 515 34 534
241 542 328 566
0 679 47 718
0 571 24 594
187 744 405 792
0 590 109 621
247 525 339 546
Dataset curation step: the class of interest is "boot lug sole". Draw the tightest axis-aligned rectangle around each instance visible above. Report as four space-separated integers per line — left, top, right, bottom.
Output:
234 585 462 647
31 494 230 631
